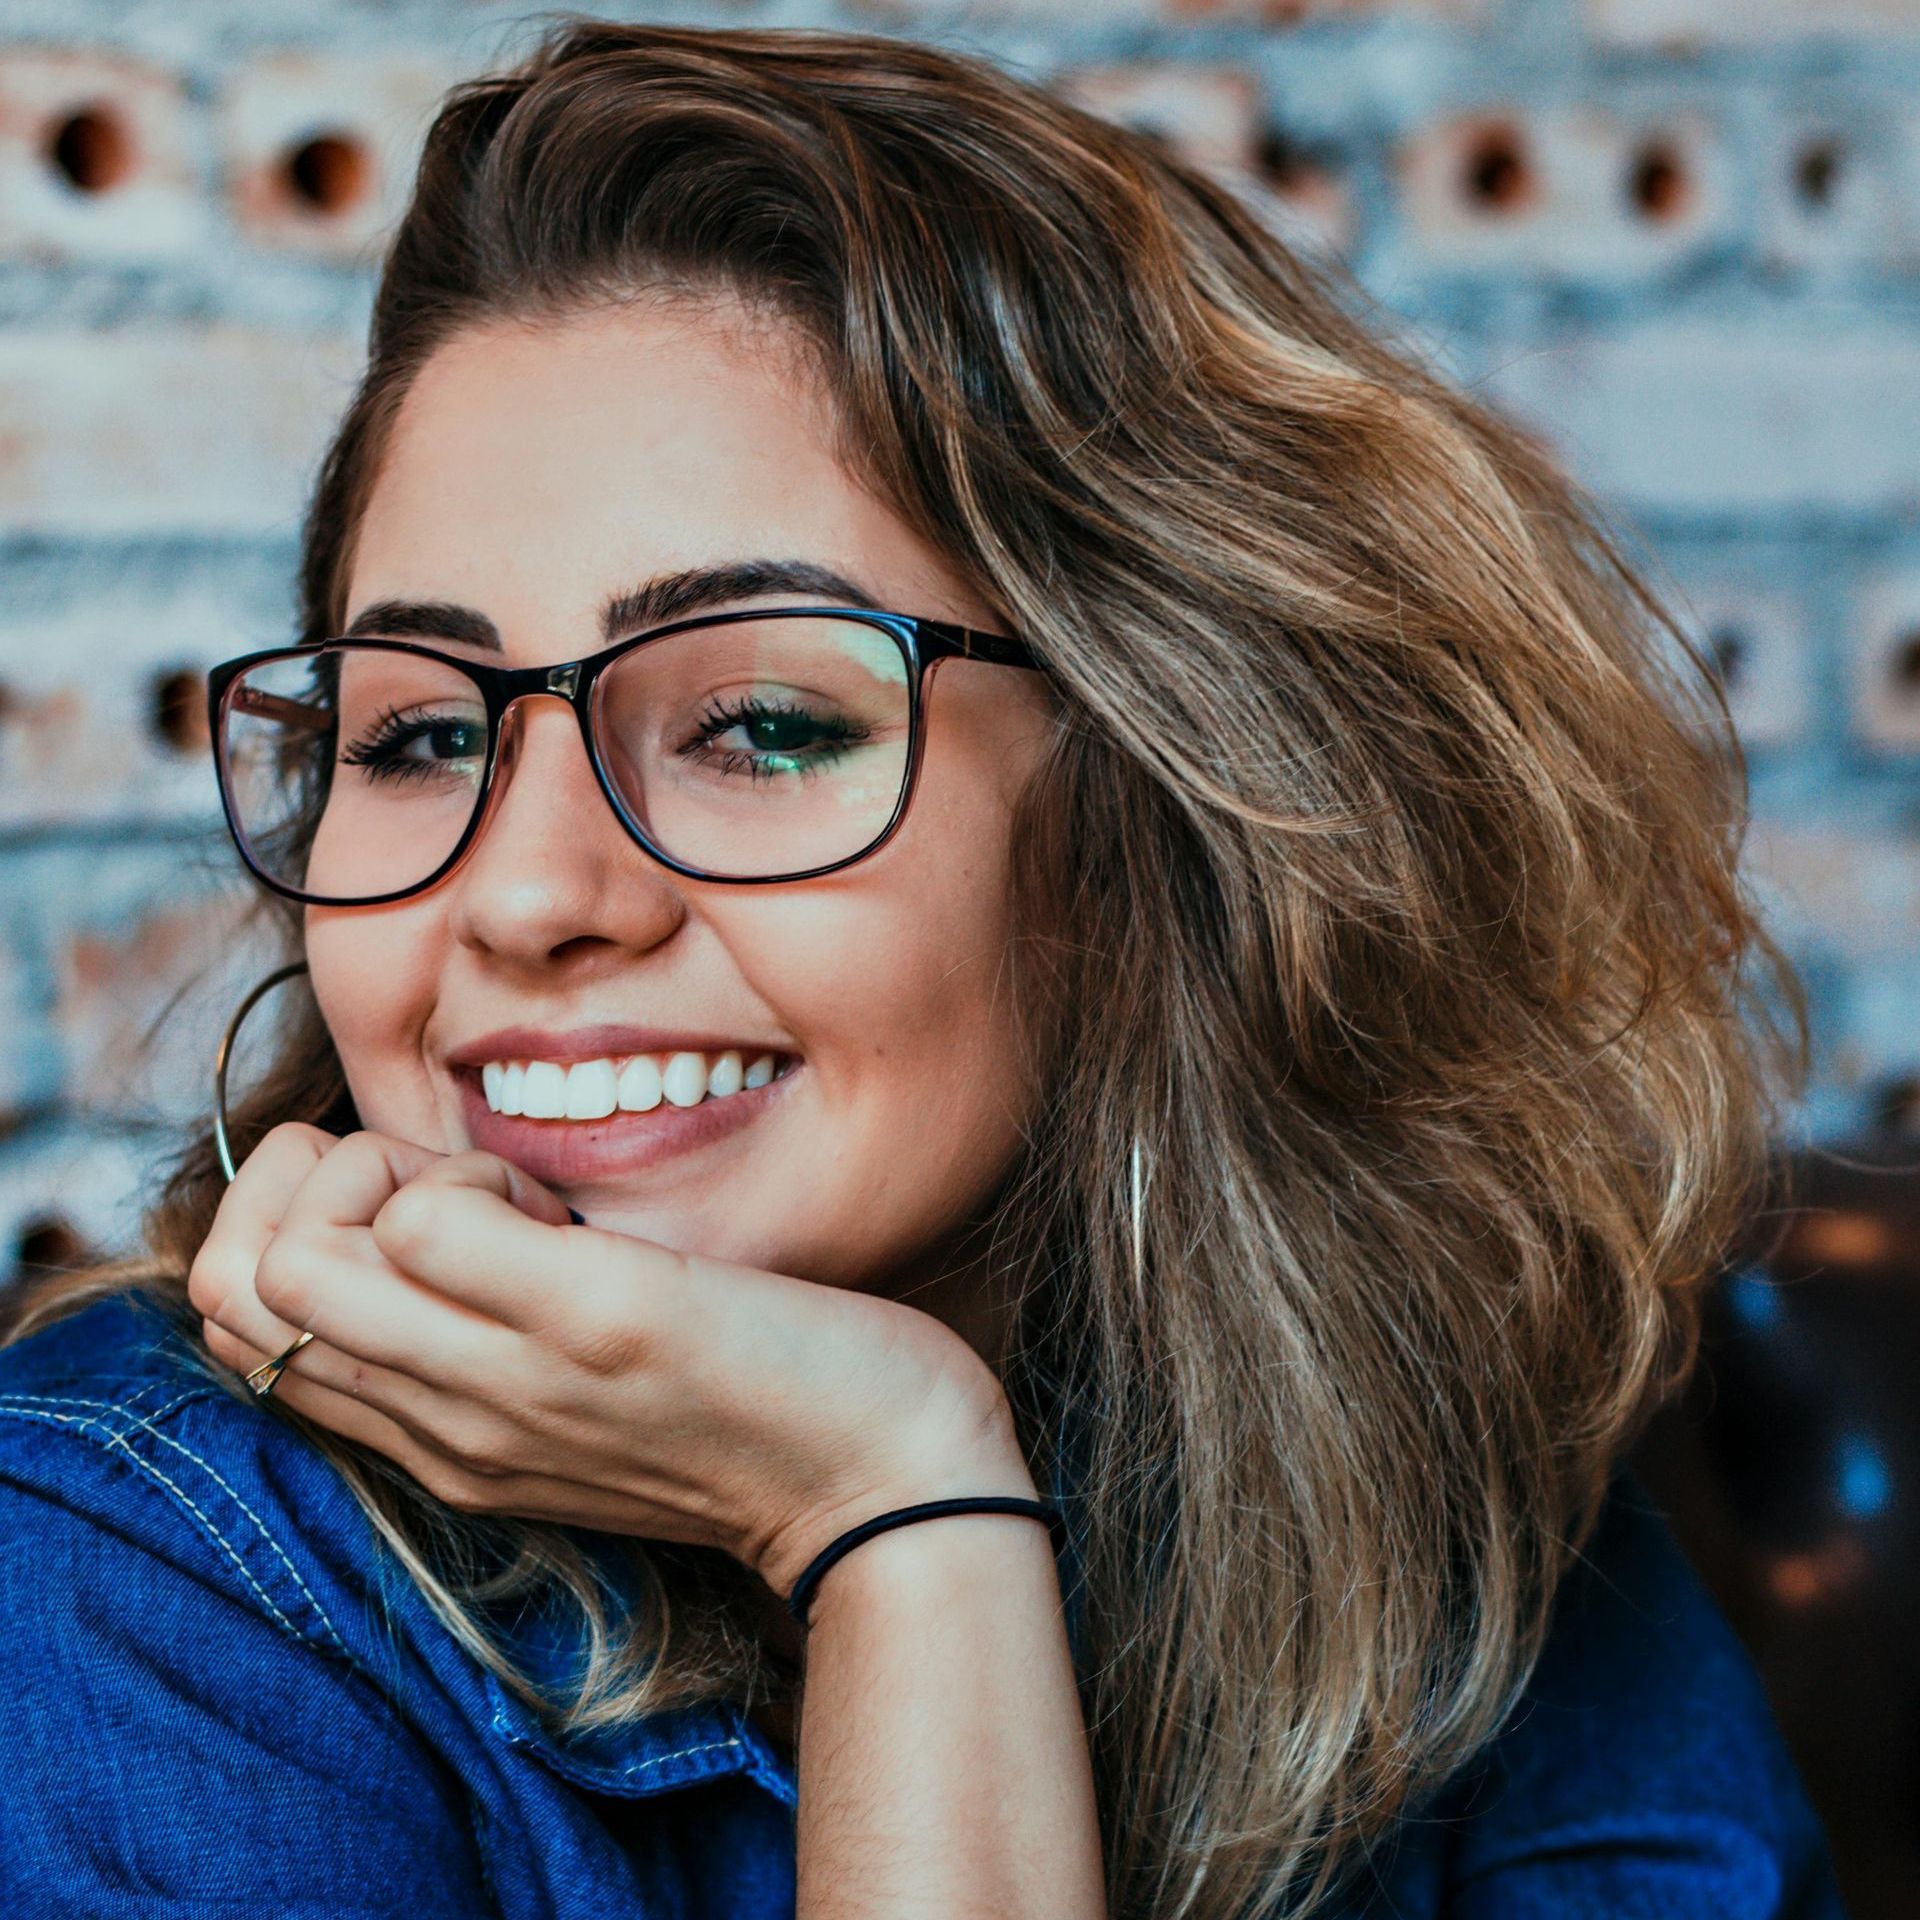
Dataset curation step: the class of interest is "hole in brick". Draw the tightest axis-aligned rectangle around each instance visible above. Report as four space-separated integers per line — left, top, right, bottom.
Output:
1708 626 1746 693
12 1213 90 1284
1627 139 1689 222
1871 1075 1920 1141
1793 138 1844 211
1893 631 1920 697
46 104 134 194
149 666 209 753
1257 126 1313 193
1459 126 1532 214
283 132 371 216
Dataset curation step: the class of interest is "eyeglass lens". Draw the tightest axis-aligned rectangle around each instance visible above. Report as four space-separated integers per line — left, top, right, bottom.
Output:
216 617 914 896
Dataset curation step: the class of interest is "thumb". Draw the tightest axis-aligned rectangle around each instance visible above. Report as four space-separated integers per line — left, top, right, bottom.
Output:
403 1148 581 1228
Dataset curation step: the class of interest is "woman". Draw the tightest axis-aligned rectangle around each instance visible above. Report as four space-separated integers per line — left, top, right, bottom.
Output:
0 19 1845 1920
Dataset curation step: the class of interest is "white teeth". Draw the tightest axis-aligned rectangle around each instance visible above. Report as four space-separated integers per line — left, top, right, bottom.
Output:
661 1050 707 1108
521 1060 568 1120
564 1059 618 1120
476 1050 787 1116
616 1054 663 1112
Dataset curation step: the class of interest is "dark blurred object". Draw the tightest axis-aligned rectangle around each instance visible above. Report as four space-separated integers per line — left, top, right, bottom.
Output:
1632 1141 1920 1920
0 1211 97 1344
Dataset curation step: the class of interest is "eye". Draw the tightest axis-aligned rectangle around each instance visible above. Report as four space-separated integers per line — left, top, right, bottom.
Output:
681 694 868 781
339 706 487 784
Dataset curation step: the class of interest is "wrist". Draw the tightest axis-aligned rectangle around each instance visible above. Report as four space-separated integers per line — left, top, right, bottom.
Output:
796 1491 1060 1632
756 1428 1042 1604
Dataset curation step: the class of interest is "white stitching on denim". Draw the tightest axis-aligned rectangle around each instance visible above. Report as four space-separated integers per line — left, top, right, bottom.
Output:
491 1687 743 1779
0 1403 304 1640
71 1377 173 1444
617 1737 742 1776
141 1389 211 1428
128 1406 349 1657
0 1390 349 1658
10 1386 186 1448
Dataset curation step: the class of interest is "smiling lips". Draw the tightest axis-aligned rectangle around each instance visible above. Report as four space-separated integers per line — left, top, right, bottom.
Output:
480 1048 784 1120
456 1048 798 1184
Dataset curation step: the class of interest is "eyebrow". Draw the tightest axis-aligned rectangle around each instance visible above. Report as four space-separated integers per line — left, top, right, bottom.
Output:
339 558 887 651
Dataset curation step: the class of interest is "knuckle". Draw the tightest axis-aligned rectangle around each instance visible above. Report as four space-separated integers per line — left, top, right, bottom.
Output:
557 1312 649 1380
251 1236 316 1320
186 1251 229 1321
429 1466 497 1514
440 1406 517 1473
372 1182 438 1263
248 1121 337 1177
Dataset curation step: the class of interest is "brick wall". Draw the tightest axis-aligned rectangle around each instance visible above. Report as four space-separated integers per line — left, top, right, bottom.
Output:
3 0 1917 1280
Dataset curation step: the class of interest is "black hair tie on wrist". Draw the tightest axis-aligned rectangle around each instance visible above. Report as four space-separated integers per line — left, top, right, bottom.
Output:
785 1495 1068 1627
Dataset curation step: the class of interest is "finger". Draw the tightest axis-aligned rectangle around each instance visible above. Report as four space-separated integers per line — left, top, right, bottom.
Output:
388 1148 573 1229
202 1310 497 1440
189 1122 340 1335
241 1135 517 1386
255 1129 470 1342
272 1129 448 1246
240 1361 644 1528
368 1157 628 1336
205 1239 515 1400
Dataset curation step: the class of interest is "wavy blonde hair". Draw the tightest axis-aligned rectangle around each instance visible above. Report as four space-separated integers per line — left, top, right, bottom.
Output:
8 17 1806 1918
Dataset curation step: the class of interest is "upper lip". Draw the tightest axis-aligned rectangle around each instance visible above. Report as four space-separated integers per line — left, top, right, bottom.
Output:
445 1025 791 1070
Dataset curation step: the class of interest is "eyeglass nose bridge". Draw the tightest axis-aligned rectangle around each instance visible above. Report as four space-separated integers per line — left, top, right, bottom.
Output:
450 676 611 888
485 662 597 782
472 661 699 890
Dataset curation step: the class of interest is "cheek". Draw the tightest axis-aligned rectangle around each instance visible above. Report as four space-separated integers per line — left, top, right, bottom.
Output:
766 840 1013 1072
770 721 1044 1174
730 833 1033 1234
302 909 442 1129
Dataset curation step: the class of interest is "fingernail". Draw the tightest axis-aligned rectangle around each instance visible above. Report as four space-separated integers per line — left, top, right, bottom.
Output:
566 1205 586 1225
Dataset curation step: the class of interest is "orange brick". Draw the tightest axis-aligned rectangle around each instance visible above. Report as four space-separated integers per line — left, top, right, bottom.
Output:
219 50 465 260
0 48 201 262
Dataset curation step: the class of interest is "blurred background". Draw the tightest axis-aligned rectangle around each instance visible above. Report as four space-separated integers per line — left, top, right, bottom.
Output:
0 0 1914 1911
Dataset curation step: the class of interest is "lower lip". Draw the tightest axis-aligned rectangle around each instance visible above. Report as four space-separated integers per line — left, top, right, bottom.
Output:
455 1064 798 1186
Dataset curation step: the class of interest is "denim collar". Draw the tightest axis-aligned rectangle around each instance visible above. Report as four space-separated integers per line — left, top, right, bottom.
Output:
475 1374 1089 1815
447 1538 801 1810
482 1663 798 1808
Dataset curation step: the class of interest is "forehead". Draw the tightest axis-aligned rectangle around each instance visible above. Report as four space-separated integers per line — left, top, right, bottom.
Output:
343 300 956 655
361 299 842 540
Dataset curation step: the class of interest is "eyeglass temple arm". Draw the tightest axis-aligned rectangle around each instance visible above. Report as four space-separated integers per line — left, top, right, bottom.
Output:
916 622 1044 671
229 685 332 732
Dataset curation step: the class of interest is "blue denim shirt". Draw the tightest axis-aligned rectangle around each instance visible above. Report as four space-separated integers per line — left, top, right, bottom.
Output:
0 1287 1847 1919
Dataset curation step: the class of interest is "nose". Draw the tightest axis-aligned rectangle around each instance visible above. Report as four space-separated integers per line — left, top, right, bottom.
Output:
441 691 687 968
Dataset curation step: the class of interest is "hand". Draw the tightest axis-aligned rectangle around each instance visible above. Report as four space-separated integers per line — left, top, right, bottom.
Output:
187 1124 1039 1597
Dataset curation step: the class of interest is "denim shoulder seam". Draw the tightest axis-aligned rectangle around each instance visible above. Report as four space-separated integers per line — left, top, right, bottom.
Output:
0 1386 357 1671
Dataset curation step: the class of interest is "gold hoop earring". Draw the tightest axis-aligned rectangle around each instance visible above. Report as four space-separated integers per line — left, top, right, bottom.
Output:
212 958 309 1185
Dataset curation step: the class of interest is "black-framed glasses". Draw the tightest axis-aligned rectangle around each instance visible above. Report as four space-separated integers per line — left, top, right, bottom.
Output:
205 605 1045 903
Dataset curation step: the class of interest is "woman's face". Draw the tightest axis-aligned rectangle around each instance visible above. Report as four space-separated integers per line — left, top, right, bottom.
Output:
306 296 1057 1350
